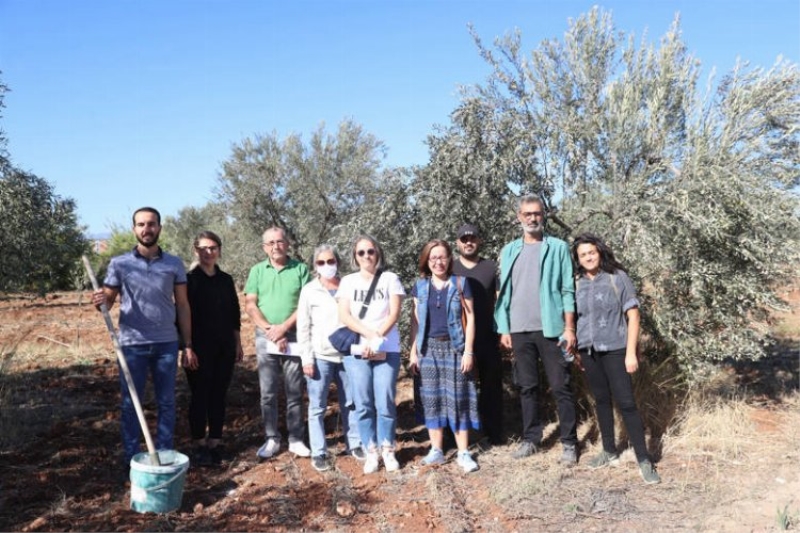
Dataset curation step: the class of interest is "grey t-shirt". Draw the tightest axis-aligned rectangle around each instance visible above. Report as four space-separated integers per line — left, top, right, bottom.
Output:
104 247 187 346
575 270 640 352
509 241 542 333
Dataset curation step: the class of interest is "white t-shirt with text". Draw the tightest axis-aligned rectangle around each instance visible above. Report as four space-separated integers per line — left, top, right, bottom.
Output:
337 270 406 352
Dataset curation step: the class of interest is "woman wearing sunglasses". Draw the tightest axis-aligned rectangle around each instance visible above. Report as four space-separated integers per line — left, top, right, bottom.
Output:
337 234 406 474
296 244 365 472
183 231 244 466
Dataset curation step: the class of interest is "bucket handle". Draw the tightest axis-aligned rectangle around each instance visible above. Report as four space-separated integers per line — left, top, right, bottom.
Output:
137 463 189 493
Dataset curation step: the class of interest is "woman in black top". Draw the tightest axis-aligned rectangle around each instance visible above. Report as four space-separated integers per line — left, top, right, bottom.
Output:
183 231 243 465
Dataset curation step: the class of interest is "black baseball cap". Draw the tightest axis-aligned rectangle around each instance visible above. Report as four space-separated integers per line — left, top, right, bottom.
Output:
457 224 480 239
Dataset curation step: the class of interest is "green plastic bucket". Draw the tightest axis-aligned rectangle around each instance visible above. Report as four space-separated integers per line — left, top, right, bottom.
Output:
129 450 190 513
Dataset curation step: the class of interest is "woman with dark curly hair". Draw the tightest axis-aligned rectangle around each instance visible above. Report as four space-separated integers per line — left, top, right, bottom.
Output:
571 233 660 484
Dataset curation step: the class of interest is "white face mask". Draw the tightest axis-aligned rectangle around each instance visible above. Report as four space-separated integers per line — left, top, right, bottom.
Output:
317 264 338 280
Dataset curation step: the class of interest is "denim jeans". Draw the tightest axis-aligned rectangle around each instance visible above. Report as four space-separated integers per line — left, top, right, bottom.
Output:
580 348 649 462
342 352 400 451
511 331 577 446
305 359 361 457
119 342 178 462
256 330 305 443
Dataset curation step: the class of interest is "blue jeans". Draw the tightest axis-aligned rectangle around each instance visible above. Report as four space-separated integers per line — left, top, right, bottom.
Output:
119 342 179 462
305 359 361 457
342 352 400 451
256 330 305 443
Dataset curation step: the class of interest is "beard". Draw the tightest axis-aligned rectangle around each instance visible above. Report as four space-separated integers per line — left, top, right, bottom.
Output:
522 220 544 235
459 247 479 260
136 231 160 248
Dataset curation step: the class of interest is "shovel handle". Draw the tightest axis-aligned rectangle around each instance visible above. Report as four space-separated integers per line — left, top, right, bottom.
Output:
82 256 161 466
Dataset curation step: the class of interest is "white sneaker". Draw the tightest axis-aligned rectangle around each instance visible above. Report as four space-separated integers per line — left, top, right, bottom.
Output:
457 450 479 473
363 450 380 474
257 438 280 460
382 449 400 472
288 441 311 457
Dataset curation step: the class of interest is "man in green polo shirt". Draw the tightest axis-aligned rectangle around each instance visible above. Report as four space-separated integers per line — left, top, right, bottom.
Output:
245 227 312 460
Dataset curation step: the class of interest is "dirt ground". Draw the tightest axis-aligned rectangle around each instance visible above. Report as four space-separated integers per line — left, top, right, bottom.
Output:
0 289 798 532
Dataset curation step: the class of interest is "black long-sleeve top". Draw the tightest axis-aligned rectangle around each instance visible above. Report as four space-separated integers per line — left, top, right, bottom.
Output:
187 265 241 351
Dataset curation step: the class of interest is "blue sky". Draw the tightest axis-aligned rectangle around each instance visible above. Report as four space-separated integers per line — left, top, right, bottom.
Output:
2 0 798 236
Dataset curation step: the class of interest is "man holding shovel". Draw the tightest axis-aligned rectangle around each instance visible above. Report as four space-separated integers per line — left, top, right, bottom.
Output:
92 207 194 474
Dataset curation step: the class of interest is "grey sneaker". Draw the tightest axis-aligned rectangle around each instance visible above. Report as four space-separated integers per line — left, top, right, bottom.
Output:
311 454 332 472
512 440 538 459
639 460 661 484
349 446 367 461
560 444 578 466
587 450 620 469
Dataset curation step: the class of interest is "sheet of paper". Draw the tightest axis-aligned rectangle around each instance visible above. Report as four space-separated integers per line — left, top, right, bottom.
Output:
266 340 301 356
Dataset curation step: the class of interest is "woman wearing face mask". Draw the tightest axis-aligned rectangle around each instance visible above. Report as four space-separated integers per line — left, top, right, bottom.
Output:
297 244 365 472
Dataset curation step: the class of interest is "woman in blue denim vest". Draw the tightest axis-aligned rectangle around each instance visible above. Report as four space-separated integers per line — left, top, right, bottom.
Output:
409 239 480 473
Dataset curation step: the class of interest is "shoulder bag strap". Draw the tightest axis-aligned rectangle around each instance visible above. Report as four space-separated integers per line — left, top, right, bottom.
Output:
358 270 383 320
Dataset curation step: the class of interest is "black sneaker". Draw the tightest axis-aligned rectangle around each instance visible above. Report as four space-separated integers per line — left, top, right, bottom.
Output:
312 455 333 472
208 446 223 465
349 446 367 461
192 446 212 467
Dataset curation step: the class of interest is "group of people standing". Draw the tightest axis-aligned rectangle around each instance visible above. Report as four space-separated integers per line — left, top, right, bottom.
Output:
94 196 660 485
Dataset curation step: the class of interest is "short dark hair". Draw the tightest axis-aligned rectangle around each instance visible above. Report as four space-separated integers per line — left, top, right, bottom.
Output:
418 239 453 278
132 206 161 226
193 230 222 249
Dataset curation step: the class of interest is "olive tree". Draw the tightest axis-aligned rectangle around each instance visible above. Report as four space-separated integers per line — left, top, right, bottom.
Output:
0 169 89 293
216 119 390 272
0 73 89 294
419 8 800 376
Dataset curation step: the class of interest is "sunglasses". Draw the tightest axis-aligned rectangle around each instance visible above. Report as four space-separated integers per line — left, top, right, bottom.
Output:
196 245 220 253
356 248 376 257
315 258 336 266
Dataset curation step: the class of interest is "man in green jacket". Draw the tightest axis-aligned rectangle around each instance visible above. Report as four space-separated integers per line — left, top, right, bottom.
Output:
495 194 579 465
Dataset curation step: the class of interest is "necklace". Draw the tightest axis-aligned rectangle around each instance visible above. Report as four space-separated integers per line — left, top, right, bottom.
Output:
431 279 448 308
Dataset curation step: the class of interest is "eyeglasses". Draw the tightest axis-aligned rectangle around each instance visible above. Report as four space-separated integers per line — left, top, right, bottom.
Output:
196 246 220 253
428 256 449 264
356 249 376 257
315 258 336 266
263 239 287 247
520 211 544 219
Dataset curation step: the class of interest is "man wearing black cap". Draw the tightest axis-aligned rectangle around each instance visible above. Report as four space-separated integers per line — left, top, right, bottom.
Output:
453 223 505 445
